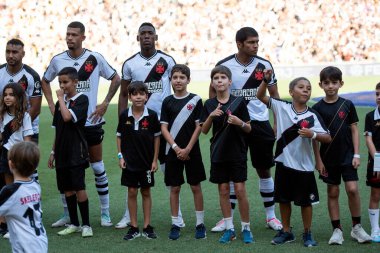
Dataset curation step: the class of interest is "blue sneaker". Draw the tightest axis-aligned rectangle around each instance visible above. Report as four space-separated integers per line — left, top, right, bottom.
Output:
271 229 295 245
195 223 206 239
219 229 236 243
169 224 180 240
303 231 317 247
242 229 254 244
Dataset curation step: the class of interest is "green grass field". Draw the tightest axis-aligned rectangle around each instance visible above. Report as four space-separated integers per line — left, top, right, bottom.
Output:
1 76 380 252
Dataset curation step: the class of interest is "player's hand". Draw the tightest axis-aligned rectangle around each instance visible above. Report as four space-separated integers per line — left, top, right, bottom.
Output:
210 103 223 118
119 157 126 169
315 161 328 177
352 157 360 169
89 102 108 124
177 147 190 161
227 114 241 126
374 171 380 179
263 69 273 83
56 89 64 99
298 128 313 138
48 154 55 169
151 160 158 172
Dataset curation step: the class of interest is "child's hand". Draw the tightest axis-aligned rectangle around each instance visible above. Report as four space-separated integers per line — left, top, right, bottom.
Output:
177 147 191 161
56 89 64 98
352 157 360 169
263 69 273 83
119 157 126 169
373 171 380 179
298 128 314 138
210 103 223 118
48 154 55 169
151 160 158 172
227 114 242 126
315 160 328 177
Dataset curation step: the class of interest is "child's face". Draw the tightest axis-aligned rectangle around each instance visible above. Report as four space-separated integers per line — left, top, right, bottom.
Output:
171 71 189 93
319 78 343 97
129 91 148 107
376 89 380 106
211 73 231 92
58 75 77 95
290 80 311 104
3 88 16 107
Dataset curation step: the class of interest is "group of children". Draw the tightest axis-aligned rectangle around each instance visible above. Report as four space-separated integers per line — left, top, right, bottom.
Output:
1 63 380 252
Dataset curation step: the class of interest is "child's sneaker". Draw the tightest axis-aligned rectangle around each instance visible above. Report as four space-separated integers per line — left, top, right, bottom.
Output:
82 225 93 238
271 229 295 245
115 216 131 229
328 228 344 245
211 219 226 232
123 226 140 240
351 224 372 243
168 224 181 240
371 229 380 243
100 213 113 227
219 229 236 243
51 214 70 228
242 228 254 244
57 224 81 236
303 231 317 247
195 223 206 239
266 218 283 231
3 232 9 239
142 225 157 239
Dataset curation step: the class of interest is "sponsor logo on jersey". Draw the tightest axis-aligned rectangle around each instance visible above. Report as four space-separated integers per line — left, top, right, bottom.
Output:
145 81 163 94
8 79 14 82
155 62 165 74
76 80 91 92
74 62 80 66
242 69 249 73
20 193 41 205
231 88 258 101
145 62 152 66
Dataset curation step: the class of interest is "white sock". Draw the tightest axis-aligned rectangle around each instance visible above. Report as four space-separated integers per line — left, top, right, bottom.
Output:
241 221 251 232
369 209 380 232
195 210 204 226
259 178 276 220
123 191 131 220
61 194 69 216
166 185 183 221
91 161 110 215
224 217 234 230
172 216 181 226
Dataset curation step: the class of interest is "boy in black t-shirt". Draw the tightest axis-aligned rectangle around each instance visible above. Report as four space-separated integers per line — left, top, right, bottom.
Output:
313 66 372 244
117 81 160 240
48 67 92 238
201 65 253 244
161 64 206 240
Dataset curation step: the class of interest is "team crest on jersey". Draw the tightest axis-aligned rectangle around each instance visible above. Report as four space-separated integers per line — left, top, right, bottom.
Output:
338 111 345 119
254 69 264 80
155 62 165 74
141 118 149 129
18 80 27 91
84 61 94 73
70 100 76 107
187 103 194 111
297 116 315 129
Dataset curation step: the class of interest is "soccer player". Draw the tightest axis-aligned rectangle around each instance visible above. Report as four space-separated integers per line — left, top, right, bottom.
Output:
209 27 282 232
364 82 380 243
0 141 48 253
160 64 206 240
313 66 372 244
257 72 331 247
117 22 184 229
41 21 120 227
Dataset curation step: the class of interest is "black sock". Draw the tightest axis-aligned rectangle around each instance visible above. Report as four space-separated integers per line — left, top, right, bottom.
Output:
66 194 79 226
331 219 342 230
352 216 361 227
78 199 90 226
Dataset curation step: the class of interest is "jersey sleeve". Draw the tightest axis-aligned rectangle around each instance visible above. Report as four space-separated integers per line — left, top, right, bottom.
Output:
52 102 59 128
200 99 212 124
25 67 42 98
364 111 373 136
96 53 117 80
194 97 203 122
43 58 58 82
121 60 132 81
22 113 34 137
312 111 329 134
152 112 161 136
69 95 89 123
116 111 127 136
347 100 359 124
160 98 169 124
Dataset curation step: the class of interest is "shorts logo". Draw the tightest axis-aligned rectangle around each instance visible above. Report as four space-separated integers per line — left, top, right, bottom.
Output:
146 171 152 183
84 61 94 73
187 103 194 110
141 118 149 129
309 193 315 201
254 69 264 80
338 111 345 119
155 62 165 74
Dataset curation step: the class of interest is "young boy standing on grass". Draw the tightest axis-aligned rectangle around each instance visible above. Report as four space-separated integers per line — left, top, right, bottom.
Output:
313 66 372 245
48 67 92 238
117 81 160 240
364 82 380 243
160 64 206 240
257 72 331 247
201 65 253 244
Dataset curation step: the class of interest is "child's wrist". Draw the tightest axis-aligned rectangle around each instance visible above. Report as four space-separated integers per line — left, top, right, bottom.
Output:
311 131 317 139
117 152 123 159
171 143 178 150
353 154 360 159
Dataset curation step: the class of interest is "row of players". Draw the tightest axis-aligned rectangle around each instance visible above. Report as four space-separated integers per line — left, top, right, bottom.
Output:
0 21 379 251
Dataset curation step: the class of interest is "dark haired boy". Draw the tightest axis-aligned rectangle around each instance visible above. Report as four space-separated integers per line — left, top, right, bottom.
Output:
313 66 372 244
117 81 160 240
48 66 92 237
160 64 206 240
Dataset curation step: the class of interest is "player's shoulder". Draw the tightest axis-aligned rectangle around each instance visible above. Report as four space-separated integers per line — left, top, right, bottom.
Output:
23 64 40 78
50 51 68 62
122 52 140 67
255 54 272 63
0 63 6 70
0 182 22 206
216 54 235 66
147 108 159 118
156 50 176 62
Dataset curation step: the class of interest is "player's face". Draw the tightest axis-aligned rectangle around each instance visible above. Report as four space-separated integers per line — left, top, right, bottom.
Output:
212 73 231 92
376 89 380 106
3 88 16 107
66 27 85 50
137 26 157 50
129 91 148 108
319 79 343 98
290 80 311 104
238 36 259 57
58 75 77 96
5 44 24 67
171 72 189 93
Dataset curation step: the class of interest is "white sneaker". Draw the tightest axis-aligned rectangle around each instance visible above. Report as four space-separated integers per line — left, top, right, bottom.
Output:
351 224 372 243
101 213 113 227
329 228 344 245
57 224 81 236
51 214 70 228
211 219 226 232
371 229 380 243
82 225 93 237
3 232 9 239
266 218 283 231
115 216 131 229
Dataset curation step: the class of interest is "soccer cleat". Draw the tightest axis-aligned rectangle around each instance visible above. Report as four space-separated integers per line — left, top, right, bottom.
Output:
82 225 93 238
100 213 113 227
371 229 380 243
271 229 295 245
115 216 131 229
57 224 81 236
123 226 140 240
351 224 372 243
142 225 157 239
303 231 317 247
51 214 70 228
211 219 226 232
242 228 254 244
195 223 207 239
328 228 344 245
3 232 9 239
219 229 236 243
266 218 283 231
168 224 181 240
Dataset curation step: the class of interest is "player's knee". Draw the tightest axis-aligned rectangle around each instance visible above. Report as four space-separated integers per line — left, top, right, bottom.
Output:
170 186 181 195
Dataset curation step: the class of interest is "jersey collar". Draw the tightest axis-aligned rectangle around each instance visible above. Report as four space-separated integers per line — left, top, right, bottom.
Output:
6 64 24 76
375 107 380 120
66 49 87 60
234 54 254 67
139 50 157 61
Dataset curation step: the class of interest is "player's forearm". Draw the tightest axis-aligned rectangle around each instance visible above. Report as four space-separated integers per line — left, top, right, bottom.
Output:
153 136 160 161
118 79 130 115
116 137 122 153
58 97 72 122
102 74 121 106
41 79 55 108
256 81 269 105
201 117 213 134
161 124 176 146
186 124 202 151
365 136 376 159
315 133 331 144
351 124 360 154
29 97 42 121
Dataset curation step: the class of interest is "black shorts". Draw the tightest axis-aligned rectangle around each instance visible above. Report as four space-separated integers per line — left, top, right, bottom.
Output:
165 156 206 186
210 161 247 184
56 164 88 192
366 158 380 188
319 164 358 185
121 169 154 188
84 125 104 146
247 121 275 170
274 163 319 206
31 134 39 144
0 147 10 174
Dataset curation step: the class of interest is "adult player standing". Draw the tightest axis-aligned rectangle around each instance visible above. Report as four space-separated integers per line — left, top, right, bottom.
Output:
210 27 282 232
41 21 120 227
